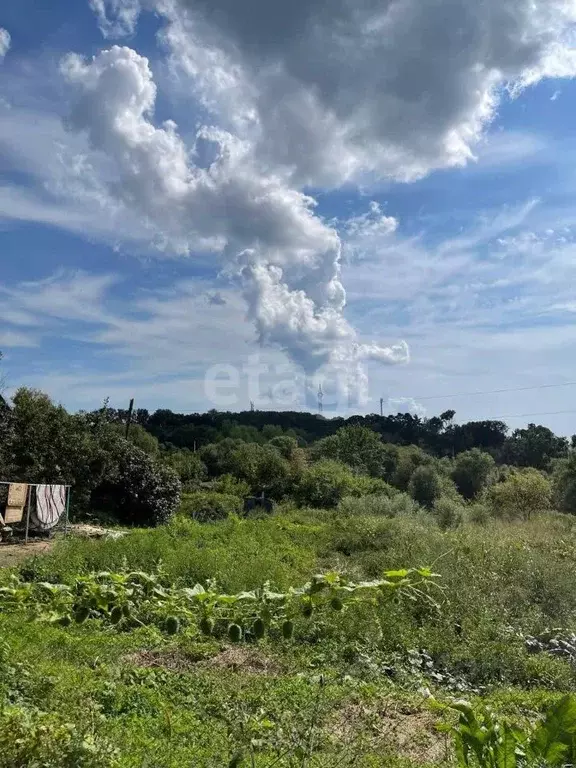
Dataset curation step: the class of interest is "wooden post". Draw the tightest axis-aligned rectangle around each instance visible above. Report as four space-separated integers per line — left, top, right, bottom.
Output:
125 398 134 440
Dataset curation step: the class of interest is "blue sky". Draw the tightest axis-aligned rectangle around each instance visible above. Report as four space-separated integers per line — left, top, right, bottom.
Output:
2 0 576 434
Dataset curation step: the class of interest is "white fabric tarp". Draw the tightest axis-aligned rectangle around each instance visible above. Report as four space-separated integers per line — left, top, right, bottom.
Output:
31 485 67 531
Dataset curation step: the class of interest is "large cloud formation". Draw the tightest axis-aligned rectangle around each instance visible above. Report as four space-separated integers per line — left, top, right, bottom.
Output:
71 0 576 395
61 46 407 385
95 0 576 185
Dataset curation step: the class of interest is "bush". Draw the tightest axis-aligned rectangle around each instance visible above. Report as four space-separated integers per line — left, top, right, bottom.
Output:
228 443 291 499
111 423 160 456
211 473 251 498
553 455 576 514
311 426 396 478
433 496 464 530
466 502 491 525
91 443 181 527
198 438 243 477
392 444 432 490
0 705 116 768
161 449 206 491
347 475 397 497
486 468 552 520
408 465 442 509
267 435 300 459
450 448 496 500
180 491 242 522
338 492 420 518
295 459 359 508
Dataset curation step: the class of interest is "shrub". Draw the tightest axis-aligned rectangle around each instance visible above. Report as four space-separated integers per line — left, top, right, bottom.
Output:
198 438 243 477
211 473 251 498
466 502 491 525
181 491 242 522
486 468 552 520
0 705 117 767
347 475 397 497
161 449 206 491
111 423 160 456
91 443 181 527
553 455 576 514
450 448 496 500
392 445 432 490
433 496 464 530
408 465 442 509
228 443 291 499
338 492 420 518
268 435 300 459
311 426 396 478
295 459 359 508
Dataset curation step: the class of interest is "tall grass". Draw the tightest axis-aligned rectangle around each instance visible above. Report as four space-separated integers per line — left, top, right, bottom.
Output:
32 514 322 592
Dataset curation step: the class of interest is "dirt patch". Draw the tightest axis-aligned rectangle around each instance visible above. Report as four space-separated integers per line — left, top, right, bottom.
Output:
198 646 281 675
124 646 280 676
330 701 450 764
123 649 204 673
0 539 53 568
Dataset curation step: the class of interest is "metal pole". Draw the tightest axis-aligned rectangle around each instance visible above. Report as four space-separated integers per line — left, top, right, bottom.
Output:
24 485 32 544
64 486 71 537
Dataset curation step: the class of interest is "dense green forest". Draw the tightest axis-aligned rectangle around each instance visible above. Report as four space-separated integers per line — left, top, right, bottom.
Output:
2 382 576 527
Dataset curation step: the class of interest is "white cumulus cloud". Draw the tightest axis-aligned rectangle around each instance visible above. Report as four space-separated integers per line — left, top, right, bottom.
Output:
72 0 576 397
387 397 426 418
94 0 576 186
0 28 11 61
60 45 405 383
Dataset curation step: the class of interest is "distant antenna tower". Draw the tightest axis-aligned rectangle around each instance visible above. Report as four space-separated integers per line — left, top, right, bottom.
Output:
380 397 384 417
317 384 324 414
250 400 255 412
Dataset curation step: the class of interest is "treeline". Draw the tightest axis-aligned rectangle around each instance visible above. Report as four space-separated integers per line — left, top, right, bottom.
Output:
107 405 574 470
3 386 576 529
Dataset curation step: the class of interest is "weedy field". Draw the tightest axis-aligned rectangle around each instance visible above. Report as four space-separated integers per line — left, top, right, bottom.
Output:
3 510 576 766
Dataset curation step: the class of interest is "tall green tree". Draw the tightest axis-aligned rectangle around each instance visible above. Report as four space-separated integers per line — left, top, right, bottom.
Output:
487 468 551 520
451 448 496 500
312 425 397 479
408 465 441 509
503 424 568 470
228 443 290 499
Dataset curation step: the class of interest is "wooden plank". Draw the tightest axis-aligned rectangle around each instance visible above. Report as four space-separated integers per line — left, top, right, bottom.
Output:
4 505 24 524
7 483 28 507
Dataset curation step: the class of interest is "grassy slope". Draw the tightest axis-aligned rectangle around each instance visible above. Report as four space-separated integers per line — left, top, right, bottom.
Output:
3 510 576 766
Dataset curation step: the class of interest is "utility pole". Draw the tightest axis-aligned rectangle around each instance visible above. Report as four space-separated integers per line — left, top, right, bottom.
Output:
380 397 384 417
318 384 323 414
125 398 134 440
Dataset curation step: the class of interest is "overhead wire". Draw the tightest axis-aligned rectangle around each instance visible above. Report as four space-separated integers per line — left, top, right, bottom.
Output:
411 380 576 402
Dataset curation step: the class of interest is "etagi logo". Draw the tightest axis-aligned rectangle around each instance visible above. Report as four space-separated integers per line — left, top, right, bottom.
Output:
204 354 369 411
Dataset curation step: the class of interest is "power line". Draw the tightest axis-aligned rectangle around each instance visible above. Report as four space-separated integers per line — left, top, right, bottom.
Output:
486 409 576 421
410 380 576 402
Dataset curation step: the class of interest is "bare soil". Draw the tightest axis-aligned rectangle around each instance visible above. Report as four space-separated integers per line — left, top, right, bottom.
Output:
124 646 281 675
0 523 125 568
0 539 53 568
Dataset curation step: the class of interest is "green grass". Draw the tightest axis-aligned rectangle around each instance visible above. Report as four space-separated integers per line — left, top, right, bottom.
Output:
4 509 576 765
